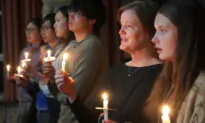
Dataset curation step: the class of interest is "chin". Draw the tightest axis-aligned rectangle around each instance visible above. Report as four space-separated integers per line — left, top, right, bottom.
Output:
119 45 127 52
159 55 169 61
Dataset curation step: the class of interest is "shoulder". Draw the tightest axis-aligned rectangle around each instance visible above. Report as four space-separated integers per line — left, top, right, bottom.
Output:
82 34 101 48
194 71 205 95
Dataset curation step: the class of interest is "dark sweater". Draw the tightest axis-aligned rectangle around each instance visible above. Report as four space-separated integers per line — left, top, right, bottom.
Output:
67 64 162 123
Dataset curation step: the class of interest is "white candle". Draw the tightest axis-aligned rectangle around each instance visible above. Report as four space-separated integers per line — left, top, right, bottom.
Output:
62 53 69 72
6 64 11 77
102 92 109 120
162 105 171 123
24 52 29 59
47 50 51 58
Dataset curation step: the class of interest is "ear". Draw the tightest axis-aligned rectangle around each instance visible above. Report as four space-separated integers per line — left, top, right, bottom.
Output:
88 19 96 25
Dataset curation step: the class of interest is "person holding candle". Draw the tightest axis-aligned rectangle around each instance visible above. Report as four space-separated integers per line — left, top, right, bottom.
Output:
39 11 74 123
150 0 205 122
11 18 43 123
43 0 107 123
53 1 163 123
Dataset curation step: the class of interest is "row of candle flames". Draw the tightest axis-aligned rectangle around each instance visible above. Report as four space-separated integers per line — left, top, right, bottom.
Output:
5 50 171 122
6 50 69 77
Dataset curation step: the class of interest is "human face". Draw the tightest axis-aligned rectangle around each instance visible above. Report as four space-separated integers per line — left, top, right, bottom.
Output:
152 13 178 61
54 11 68 38
25 22 41 44
119 9 148 53
41 20 56 43
68 11 92 32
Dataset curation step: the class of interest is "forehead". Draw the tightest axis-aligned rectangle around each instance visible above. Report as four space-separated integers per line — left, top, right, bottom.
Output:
42 20 51 26
120 9 142 26
27 22 37 28
154 13 173 28
55 11 66 19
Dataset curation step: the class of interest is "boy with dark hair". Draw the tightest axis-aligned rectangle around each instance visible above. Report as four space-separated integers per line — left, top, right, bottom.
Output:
43 0 107 123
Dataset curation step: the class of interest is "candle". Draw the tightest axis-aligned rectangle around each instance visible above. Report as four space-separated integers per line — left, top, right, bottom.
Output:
17 66 22 75
24 52 29 59
22 51 31 62
6 64 11 77
44 49 55 62
102 92 109 120
162 105 171 123
62 53 69 72
47 50 51 58
21 61 27 68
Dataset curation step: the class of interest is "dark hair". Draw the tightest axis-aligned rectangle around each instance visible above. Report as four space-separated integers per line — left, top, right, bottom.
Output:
56 5 70 20
152 0 205 117
43 13 56 30
69 0 106 35
28 18 42 31
118 0 159 39
56 6 74 41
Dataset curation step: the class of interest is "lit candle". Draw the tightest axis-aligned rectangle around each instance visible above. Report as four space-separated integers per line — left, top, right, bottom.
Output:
47 50 51 58
102 92 109 120
21 61 27 68
162 105 171 123
17 66 22 75
44 49 55 62
22 51 31 62
62 53 69 72
6 64 11 77
24 52 29 59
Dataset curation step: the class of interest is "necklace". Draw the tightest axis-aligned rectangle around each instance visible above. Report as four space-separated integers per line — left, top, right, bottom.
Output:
128 67 140 77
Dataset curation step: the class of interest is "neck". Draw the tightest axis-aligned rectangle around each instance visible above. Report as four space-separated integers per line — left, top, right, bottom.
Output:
31 40 41 45
48 38 59 49
127 48 160 67
74 28 93 42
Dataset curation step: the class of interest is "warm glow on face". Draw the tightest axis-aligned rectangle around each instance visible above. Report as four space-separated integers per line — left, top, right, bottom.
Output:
6 64 11 72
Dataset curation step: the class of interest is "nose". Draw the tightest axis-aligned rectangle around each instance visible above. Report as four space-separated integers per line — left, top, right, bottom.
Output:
151 33 159 44
119 26 125 36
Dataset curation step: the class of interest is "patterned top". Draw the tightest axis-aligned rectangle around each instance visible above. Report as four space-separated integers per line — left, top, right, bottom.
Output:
177 71 205 123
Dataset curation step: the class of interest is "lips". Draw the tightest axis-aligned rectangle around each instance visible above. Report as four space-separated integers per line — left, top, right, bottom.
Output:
120 37 127 43
155 47 162 54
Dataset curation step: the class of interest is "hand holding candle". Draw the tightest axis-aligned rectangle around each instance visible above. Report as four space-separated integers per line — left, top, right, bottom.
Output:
62 53 69 72
161 105 171 123
102 92 109 120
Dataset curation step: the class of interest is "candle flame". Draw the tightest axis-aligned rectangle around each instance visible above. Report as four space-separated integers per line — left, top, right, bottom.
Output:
47 50 51 57
17 66 22 74
162 105 170 116
21 62 26 68
24 52 29 59
63 53 69 61
102 92 108 100
6 64 11 72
